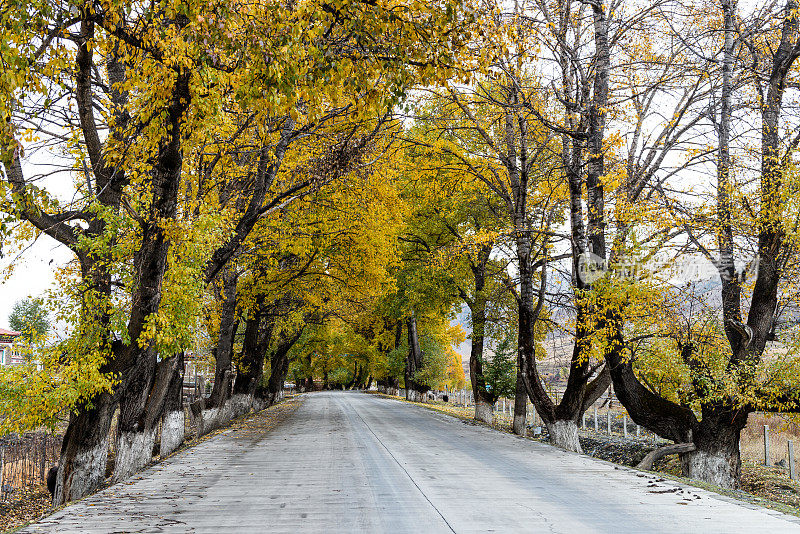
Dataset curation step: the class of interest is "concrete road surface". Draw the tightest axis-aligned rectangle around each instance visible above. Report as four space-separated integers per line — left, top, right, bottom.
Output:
22 391 800 533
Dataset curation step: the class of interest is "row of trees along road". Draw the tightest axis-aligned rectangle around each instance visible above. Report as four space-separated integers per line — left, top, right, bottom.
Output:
0 0 474 505
3 0 800 502
405 0 800 490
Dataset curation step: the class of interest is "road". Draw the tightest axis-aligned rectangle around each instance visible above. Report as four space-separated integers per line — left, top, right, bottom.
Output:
22 391 800 533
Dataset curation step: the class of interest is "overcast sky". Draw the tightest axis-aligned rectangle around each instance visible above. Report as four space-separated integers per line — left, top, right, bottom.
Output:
0 236 71 328
1 144 74 329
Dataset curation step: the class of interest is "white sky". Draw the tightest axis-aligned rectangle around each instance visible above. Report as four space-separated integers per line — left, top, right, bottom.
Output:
1 145 74 328
0 231 72 328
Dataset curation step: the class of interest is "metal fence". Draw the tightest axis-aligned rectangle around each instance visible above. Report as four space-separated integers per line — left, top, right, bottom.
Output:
397 387 665 443
0 432 62 501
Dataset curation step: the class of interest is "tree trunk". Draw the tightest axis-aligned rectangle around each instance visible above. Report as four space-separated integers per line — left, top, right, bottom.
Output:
233 300 271 399
52 261 119 505
546 420 582 453
160 352 185 457
468 312 494 422
716 0 745 357
474 398 494 424
604 323 696 443
405 310 425 398
112 67 191 483
466 245 496 424
515 0 617 453
115 354 181 482
7 20 130 507
53 393 116 505
302 375 315 392
196 270 240 433
263 328 304 406
114 354 159 482
208 269 238 409
513 372 527 435
386 322 402 395
586 0 609 261
15 30 195 505
637 443 696 471
681 410 747 489
604 323 750 487
347 363 360 390
515 218 557 424
683 449 740 489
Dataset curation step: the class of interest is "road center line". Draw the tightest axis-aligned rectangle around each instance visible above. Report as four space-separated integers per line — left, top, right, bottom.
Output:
347 396 458 534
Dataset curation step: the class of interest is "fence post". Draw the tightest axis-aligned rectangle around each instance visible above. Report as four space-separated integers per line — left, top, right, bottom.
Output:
39 437 46 481
764 425 770 466
790 441 796 481
581 412 585 429
594 407 598 431
607 410 612 435
623 414 628 439
636 424 640 438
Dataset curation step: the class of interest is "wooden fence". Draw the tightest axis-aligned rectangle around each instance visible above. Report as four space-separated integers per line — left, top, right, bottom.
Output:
0 433 62 502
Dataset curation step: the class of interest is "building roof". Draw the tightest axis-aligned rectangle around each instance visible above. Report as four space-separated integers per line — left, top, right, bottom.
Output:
0 328 21 337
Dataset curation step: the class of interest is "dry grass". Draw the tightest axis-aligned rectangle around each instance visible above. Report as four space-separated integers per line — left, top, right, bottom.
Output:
740 462 800 510
0 486 50 533
0 434 60 503
740 413 800 468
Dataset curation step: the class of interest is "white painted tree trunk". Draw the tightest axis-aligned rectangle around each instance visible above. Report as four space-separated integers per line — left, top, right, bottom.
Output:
474 399 494 423
252 397 268 412
159 410 185 457
513 413 526 435
198 395 254 437
113 428 158 482
197 407 217 436
547 420 582 453
683 449 737 489
228 394 254 419
200 405 227 435
54 439 108 505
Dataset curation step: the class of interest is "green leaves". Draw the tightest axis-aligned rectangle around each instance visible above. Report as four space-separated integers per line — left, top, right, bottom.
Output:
8 298 49 342
482 332 516 400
